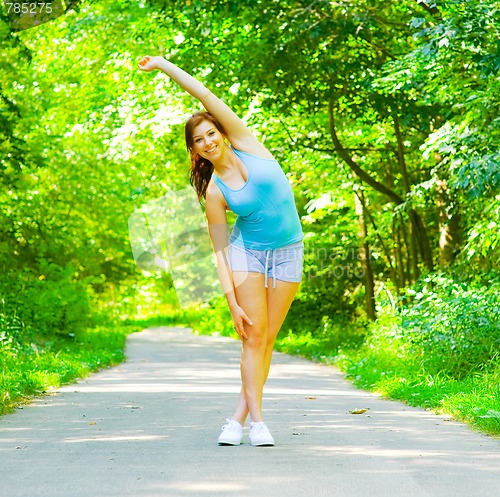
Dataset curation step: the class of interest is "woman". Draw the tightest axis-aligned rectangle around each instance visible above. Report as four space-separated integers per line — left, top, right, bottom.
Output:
138 55 304 446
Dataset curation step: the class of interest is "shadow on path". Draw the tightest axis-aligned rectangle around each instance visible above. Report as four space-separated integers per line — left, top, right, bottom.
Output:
1 327 499 497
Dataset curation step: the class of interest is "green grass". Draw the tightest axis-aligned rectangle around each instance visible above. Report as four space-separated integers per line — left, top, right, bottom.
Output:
0 323 140 415
274 329 500 438
122 308 202 329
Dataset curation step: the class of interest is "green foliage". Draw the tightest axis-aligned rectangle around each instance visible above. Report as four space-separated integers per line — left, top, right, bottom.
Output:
1 262 94 340
380 0 500 197
276 319 367 363
0 1 190 399
0 308 24 349
0 323 139 415
190 297 236 338
401 274 500 377
458 195 500 274
0 0 498 438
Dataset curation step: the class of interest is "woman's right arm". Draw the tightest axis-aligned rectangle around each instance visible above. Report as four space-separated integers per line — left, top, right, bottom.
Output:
138 55 273 158
139 56 211 102
205 185 252 341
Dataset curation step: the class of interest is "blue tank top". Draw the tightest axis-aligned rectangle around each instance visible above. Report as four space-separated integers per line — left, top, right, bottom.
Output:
211 148 303 250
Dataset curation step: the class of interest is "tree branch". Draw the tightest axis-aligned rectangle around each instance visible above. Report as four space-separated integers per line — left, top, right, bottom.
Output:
328 100 404 205
355 187 395 274
357 34 396 60
416 0 441 18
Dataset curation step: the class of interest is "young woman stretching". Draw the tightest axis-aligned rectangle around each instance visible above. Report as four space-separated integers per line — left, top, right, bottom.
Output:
138 55 304 446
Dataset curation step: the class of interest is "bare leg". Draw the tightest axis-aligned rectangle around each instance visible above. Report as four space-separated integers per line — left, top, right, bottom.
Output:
231 279 300 425
231 272 268 424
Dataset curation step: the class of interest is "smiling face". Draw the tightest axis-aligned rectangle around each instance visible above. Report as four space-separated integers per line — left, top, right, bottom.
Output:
191 120 227 162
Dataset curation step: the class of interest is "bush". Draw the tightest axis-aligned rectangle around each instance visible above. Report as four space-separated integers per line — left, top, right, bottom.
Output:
0 260 94 342
401 274 500 378
0 308 24 350
190 297 235 337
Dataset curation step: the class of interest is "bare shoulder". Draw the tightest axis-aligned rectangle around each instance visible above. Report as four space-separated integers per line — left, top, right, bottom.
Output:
206 179 223 201
206 180 228 218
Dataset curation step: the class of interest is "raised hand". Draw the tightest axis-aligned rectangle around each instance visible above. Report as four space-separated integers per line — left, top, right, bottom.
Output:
137 55 163 72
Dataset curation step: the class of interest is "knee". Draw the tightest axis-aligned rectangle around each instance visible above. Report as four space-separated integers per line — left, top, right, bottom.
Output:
245 326 268 350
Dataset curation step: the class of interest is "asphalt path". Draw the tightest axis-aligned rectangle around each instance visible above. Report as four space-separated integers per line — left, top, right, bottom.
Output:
1 327 499 497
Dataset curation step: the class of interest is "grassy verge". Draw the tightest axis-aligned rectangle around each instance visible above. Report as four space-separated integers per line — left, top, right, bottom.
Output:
0 323 141 416
275 328 500 438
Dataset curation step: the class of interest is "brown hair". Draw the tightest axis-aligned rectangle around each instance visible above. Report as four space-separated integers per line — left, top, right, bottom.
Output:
185 111 227 200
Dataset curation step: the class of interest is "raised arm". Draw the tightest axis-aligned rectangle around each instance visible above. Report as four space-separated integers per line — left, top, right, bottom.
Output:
138 55 272 157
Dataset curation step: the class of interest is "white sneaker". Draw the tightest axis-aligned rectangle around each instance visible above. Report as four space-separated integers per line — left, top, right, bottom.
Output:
218 419 243 446
249 421 275 446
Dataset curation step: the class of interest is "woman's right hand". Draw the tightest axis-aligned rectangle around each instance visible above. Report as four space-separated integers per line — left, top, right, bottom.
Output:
229 304 252 341
138 55 163 72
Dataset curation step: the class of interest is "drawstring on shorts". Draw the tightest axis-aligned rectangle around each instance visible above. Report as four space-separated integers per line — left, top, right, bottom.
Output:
264 249 277 288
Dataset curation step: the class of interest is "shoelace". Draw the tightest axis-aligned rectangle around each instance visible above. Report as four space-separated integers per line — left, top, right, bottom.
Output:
222 419 238 431
250 422 267 434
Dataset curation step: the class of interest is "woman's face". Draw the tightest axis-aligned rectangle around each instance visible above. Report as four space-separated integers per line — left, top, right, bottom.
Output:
191 120 226 161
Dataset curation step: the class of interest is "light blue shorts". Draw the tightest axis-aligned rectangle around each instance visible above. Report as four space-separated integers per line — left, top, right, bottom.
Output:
229 241 304 288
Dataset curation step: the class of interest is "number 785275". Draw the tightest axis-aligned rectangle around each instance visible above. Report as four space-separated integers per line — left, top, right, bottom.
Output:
5 3 54 15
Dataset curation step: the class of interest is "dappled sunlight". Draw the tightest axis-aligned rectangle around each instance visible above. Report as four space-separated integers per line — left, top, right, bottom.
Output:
158 482 248 493
63 434 168 444
300 445 500 473
0 426 32 432
60 383 243 394
147 476 304 496
266 387 372 396
311 445 456 458
271 362 345 379
1 327 499 497
60 380 373 396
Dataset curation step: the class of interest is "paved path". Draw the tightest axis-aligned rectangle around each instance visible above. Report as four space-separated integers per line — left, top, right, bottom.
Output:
1 327 499 497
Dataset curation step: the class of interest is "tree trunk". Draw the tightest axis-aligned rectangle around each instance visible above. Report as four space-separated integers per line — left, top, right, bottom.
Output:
329 100 434 280
394 114 434 275
354 190 376 321
393 215 404 291
436 179 462 268
364 199 399 291
409 209 434 272
398 213 412 285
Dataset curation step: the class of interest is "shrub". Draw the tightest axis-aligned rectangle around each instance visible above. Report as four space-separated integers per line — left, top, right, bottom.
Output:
0 260 94 341
401 274 500 378
0 307 24 350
